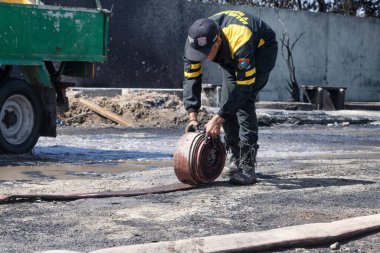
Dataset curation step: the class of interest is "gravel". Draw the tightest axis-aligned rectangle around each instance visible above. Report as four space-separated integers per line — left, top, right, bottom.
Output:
0 123 379 252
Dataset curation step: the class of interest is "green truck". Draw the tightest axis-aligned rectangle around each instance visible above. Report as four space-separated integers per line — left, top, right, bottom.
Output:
0 0 109 153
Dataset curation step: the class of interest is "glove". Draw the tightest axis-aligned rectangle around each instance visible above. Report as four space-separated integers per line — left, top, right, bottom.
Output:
185 120 200 133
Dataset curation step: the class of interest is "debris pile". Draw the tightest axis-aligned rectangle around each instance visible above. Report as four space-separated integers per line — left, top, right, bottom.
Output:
59 91 213 128
58 90 375 128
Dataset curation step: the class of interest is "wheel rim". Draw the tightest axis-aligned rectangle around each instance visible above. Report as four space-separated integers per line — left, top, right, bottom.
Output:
0 94 35 145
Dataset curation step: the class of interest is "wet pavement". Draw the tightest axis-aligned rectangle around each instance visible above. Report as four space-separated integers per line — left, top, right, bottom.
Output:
1 123 379 182
0 127 178 181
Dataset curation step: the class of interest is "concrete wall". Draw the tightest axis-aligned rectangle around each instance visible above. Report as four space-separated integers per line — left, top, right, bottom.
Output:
47 0 380 101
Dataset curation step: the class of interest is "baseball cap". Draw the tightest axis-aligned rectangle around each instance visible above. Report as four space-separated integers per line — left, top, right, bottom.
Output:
185 18 219 62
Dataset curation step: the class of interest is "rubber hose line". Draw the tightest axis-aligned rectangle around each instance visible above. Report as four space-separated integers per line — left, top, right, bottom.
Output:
174 132 226 185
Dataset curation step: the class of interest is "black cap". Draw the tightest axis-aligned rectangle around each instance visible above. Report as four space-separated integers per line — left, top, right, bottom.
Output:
185 18 219 61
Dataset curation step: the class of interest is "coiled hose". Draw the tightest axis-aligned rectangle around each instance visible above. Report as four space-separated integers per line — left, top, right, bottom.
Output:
173 132 226 185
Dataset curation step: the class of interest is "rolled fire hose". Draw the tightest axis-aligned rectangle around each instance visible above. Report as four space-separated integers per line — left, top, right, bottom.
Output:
173 132 226 185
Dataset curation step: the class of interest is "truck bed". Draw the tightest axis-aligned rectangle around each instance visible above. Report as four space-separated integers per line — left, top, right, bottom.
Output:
0 2 108 65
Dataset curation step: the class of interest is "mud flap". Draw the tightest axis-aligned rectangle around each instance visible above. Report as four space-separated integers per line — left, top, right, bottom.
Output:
40 87 57 137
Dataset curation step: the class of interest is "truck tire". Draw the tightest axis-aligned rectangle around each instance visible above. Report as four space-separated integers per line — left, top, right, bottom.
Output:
0 79 43 153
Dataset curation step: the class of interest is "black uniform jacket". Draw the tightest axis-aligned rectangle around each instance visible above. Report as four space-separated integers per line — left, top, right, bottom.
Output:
183 10 271 119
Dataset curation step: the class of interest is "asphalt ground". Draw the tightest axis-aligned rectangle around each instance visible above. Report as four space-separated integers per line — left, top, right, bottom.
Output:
0 113 379 253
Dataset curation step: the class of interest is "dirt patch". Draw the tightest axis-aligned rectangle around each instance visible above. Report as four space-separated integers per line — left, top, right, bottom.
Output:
58 90 378 129
59 91 213 128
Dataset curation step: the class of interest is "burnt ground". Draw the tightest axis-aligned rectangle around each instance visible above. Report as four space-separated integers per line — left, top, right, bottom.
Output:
0 124 379 253
0 92 379 253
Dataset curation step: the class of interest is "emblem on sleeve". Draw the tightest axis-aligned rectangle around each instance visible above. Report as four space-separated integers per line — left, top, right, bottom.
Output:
238 58 250 70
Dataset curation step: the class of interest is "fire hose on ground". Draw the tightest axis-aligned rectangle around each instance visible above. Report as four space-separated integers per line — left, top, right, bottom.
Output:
173 132 226 185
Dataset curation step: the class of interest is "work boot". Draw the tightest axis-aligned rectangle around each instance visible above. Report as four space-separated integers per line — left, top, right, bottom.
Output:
221 144 240 178
229 144 259 185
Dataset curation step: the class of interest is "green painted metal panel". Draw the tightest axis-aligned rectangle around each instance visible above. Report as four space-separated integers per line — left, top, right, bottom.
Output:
0 3 109 64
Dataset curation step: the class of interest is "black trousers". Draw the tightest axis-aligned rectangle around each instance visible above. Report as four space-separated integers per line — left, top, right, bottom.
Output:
222 36 278 148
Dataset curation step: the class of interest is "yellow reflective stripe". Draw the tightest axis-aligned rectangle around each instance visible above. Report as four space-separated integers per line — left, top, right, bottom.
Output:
245 68 256 77
211 11 249 25
190 63 201 70
258 38 265 48
184 70 202 78
237 77 255 85
222 25 252 59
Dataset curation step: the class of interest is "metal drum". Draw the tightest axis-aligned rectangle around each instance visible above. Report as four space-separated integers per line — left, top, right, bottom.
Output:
173 132 226 185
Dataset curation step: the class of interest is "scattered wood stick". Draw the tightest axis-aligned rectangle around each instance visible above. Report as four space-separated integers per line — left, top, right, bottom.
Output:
79 99 133 127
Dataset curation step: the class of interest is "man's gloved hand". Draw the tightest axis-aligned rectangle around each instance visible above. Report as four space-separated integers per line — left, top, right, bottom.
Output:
185 120 200 133
204 114 225 138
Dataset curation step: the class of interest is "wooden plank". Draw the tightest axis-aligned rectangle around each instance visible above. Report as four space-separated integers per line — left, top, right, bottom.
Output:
345 102 380 111
79 99 132 127
90 214 380 253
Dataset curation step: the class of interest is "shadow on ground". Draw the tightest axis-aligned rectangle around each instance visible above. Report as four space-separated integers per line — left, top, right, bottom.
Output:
257 173 375 189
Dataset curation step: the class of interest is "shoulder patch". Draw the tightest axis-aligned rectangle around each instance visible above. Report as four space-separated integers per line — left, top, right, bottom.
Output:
238 58 250 70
